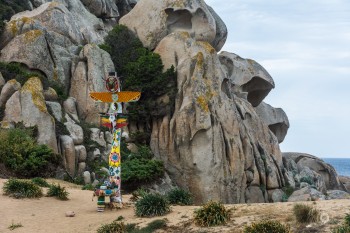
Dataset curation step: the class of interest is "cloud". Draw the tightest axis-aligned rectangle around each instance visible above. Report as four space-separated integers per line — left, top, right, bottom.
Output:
207 0 350 158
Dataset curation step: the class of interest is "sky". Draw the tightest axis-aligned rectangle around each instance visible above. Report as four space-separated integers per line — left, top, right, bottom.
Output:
206 0 350 158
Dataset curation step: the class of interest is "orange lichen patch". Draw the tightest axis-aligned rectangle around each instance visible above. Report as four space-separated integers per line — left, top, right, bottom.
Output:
21 77 47 113
196 41 216 54
24 30 43 44
8 20 19 35
169 0 185 8
7 17 34 36
89 91 141 103
195 52 204 71
53 69 58 81
196 95 209 112
8 79 20 85
21 17 34 24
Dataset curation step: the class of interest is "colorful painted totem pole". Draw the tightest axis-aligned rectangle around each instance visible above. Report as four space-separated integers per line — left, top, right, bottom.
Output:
90 72 141 212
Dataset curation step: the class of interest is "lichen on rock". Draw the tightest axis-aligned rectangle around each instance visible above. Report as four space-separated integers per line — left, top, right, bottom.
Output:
21 77 47 113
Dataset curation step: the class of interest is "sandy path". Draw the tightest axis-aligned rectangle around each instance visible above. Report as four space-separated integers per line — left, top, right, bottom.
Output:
1 179 349 233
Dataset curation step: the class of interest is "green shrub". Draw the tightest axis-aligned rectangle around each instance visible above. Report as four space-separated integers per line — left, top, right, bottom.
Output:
122 158 164 188
100 24 177 125
345 213 350 226
82 184 95 190
194 201 231 227
135 193 170 217
31 177 50 187
47 184 69 200
243 220 291 233
332 214 350 233
97 220 125 233
282 186 294 202
0 127 59 178
293 203 320 223
130 188 149 202
0 62 48 88
129 144 153 160
167 188 193 205
332 225 350 233
3 179 43 198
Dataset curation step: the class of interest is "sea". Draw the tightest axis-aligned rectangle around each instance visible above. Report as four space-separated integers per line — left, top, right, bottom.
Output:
322 158 350 177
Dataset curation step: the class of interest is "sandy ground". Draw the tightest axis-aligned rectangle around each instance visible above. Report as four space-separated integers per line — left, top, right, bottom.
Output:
0 179 349 233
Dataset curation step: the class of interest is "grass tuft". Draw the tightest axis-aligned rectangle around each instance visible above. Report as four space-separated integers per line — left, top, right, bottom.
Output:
244 220 291 233
8 221 23 231
166 188 193 206
293 203 320 223
194 200 231 227
31 177 50 187
47 183 69 200
135 193 170 217
3 179 43 198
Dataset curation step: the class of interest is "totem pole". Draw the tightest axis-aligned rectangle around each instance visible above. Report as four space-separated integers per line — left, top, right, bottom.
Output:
90 72 141 212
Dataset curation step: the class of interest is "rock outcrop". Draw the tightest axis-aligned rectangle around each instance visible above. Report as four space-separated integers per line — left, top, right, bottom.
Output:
218 52 275 107
283 152 346 191
255 102 289 143
70 44 113 124
119 0 227 51
151 32 284 204
3 77 58 153
0 1 110 89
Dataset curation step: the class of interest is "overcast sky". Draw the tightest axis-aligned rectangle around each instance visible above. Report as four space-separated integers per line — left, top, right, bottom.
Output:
206 0 350 158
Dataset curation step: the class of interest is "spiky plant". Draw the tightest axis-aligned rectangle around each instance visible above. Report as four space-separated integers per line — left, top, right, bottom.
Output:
3 179 43 198
194 201 231 227
135 193 170 217
47 184 69 200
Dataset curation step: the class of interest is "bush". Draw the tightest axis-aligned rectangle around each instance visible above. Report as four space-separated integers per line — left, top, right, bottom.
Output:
3 179 43 198
293 204 320 223
130 188 149 202
82 184 95 190
47 184 69 200
282 186 294 202
100 24 177 124
243 220 291 233
122 158 164 188
332 214 350 233
135 193 170 217
129 144 153 160
31 177 50 187
167 188 193 205
345 213 350 226
0 62 48 88
332 225 350 233
194 201 231 227
0 127 59 178
97 220 125 233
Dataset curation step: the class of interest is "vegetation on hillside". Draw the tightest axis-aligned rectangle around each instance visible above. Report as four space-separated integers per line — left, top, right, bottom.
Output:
3 178 43 198
0 126 59 178
100 24 177 126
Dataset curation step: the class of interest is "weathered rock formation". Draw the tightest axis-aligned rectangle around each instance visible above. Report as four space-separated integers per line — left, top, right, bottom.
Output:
2 0 346 204
3 77 58 153
283 152 346 191
120 0 227 51
151 32 285 203
255 102 289 143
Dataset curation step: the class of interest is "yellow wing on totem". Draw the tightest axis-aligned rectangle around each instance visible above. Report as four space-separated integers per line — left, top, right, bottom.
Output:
89 91 141 103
